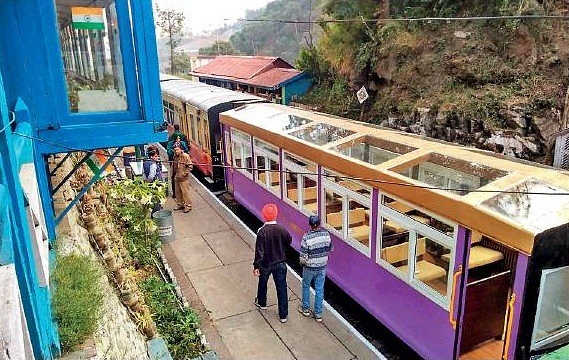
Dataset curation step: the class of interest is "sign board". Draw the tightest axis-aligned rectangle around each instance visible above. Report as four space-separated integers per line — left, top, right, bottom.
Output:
71 7 105 30
356 86 369 104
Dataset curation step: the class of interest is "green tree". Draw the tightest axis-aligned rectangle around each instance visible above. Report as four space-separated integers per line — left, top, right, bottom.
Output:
229 0 321 63
155 6 185 74
199 41 239 56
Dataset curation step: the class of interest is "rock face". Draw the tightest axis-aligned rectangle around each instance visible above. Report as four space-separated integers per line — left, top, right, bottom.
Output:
379 105 549 161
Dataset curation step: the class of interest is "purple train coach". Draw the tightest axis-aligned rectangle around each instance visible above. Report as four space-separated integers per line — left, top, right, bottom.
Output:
219 102 569 360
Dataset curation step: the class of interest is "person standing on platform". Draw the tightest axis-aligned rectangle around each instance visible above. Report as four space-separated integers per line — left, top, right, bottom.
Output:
167 136 188 199
168 124 188 144
142 150 165 213
172 144 193 213
143 150 164 183
253 203 292 323
298 215 333 322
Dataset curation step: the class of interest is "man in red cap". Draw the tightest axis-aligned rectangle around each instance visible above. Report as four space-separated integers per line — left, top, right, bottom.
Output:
253 203 292 323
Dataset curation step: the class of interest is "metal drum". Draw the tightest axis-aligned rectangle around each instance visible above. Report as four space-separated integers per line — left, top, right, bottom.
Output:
152 210 174 243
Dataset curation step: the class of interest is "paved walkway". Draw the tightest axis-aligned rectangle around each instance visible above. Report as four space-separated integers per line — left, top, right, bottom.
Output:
160 176 383 360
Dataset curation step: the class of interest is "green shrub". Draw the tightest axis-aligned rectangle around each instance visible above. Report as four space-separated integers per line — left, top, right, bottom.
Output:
141 276 203 359
52 254 103 353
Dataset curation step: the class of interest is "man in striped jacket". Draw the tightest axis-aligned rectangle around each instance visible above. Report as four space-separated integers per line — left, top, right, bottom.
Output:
298 215 333 322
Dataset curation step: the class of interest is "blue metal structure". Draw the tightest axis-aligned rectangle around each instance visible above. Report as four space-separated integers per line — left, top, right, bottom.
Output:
0 0 165 358
280 73 312 105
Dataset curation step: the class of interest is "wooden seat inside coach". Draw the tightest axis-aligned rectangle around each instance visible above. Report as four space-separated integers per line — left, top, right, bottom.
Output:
381 238 447 282
326 208 370 245
287 186 318 203
258 171 280 187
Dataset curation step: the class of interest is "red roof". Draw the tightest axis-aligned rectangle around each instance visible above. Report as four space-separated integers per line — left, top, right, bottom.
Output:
192 56 297 86
248 67 303 88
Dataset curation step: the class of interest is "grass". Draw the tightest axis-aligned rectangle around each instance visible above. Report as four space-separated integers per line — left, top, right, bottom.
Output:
52 253 103 354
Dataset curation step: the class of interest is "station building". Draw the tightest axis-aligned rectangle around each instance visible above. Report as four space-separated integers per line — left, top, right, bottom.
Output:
191 55 312 105
0 1 165 358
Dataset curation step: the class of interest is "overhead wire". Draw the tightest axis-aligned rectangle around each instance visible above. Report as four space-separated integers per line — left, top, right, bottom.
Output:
231 14 569 25
13 131 569 196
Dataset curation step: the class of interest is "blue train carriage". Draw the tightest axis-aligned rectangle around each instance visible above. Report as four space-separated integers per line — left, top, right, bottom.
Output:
218 102 569 360
160 75 265 190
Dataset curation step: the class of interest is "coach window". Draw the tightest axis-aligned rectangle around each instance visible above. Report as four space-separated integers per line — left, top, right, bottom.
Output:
230 129 253 177
378 193 456 308
163 101 174 123
224 131 232 165
189 113 197 141
57 0 129 113
323 169 371 255
197 115 203 147
254 139 280 195
283 153 318 214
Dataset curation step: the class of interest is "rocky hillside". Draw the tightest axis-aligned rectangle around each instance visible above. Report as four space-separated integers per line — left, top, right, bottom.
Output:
298 0 569 164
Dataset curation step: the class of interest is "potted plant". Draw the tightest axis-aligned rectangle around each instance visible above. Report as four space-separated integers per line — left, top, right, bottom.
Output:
134 310 157 339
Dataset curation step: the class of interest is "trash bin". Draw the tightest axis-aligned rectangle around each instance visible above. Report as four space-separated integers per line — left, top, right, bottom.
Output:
152 210 174 243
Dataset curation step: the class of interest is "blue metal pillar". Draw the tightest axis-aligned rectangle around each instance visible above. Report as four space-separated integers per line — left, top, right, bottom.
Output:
0 83 59 358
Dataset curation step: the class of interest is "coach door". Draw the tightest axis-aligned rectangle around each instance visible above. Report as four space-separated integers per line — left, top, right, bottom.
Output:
223 129 235 194
456 234 513 359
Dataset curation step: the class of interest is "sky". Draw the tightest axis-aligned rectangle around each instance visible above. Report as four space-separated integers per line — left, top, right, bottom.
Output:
153 0 273 35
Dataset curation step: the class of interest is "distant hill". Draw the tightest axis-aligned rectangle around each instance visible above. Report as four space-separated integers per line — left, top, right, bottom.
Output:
229 0 322 63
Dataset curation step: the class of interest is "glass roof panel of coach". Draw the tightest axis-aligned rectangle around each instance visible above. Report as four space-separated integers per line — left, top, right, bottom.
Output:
233 105 312 132
289 123 355 146
331 135 417 165
482 179 569 232
395 153 508 195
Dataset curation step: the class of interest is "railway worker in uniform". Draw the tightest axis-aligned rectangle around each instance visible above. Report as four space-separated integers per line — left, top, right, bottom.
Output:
167 136 188 198
172 144 193 213
253 203 292 323
298 215 333 322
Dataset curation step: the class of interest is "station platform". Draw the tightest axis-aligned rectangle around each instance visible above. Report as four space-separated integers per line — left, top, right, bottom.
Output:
160 175 384 360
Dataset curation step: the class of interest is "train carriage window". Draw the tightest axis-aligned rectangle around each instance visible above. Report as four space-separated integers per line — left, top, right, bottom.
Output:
254 139 280 195
323 168 371 255
189 114 197 141
224 131 232 165
482 179 569 232
289 123 355 146
383 196 454 235
413 234 450 296
395 153 508 195
163 100 175 124
347 200 370 247
531 266 569 351
197 116 203 147
331 135 416 165
56 0 128 113
230 129 252 176
379 217 410 273
283 153 317 214
378 192 456 308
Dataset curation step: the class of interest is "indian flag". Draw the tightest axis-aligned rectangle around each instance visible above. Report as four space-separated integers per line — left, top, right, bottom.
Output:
72 7 105 30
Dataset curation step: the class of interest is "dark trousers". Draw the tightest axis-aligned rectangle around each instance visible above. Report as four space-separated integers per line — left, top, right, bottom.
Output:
256 262 288 319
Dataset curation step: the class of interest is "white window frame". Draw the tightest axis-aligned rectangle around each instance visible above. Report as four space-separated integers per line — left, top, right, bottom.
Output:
253 139 280 196
322 169 371 257
230 129 253 179
376 193 457 310
282 152 318 216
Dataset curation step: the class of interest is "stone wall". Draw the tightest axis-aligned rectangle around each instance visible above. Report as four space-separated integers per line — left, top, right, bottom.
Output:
52 156 149 360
